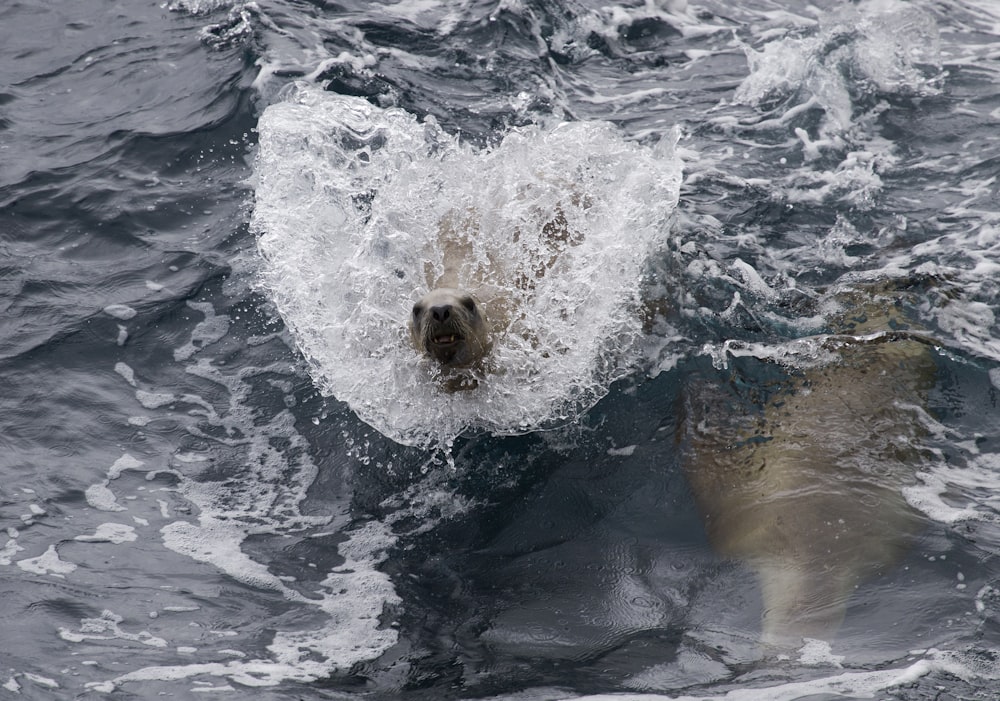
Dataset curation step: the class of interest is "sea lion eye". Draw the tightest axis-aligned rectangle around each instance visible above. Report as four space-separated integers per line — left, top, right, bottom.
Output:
461 296 476 313
412 304 423 318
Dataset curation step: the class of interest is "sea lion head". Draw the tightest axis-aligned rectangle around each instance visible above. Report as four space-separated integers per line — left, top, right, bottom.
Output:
410 288 491 368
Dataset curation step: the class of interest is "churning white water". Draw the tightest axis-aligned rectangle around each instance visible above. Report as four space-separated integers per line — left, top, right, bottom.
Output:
253 84 682 447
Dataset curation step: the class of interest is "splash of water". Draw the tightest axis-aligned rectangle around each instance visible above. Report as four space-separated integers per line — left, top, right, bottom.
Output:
253 83 681 448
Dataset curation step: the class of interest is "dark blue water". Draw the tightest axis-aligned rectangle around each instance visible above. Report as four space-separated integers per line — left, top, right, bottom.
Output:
2 0 999 698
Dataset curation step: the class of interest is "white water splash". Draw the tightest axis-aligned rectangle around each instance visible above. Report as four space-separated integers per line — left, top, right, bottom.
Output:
253 84 681 447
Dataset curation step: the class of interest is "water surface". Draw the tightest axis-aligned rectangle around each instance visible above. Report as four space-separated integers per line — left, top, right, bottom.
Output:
2 0 999 698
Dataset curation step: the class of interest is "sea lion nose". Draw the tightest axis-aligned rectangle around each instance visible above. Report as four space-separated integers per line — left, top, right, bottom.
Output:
430 304 451 322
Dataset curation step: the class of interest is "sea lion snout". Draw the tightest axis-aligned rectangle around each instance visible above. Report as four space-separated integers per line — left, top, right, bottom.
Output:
430 304 452 322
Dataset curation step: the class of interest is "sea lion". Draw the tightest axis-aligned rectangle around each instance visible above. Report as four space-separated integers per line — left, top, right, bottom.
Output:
408 209 506 384
681 283 937 647
409 202 583 387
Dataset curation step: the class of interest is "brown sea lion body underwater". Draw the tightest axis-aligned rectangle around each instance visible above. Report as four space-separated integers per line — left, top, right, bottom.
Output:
682 283 937 648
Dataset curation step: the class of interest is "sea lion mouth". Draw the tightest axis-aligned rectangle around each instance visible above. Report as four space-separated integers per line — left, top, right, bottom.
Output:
431 334 462 347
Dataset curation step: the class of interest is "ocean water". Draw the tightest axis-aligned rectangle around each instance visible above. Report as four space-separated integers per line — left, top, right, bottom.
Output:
2 0 999 698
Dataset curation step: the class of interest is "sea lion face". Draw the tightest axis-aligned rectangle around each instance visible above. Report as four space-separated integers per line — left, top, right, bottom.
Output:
410 288 490 368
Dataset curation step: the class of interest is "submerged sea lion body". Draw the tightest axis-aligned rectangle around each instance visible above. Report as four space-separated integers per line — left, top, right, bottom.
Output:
683 287 936 647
